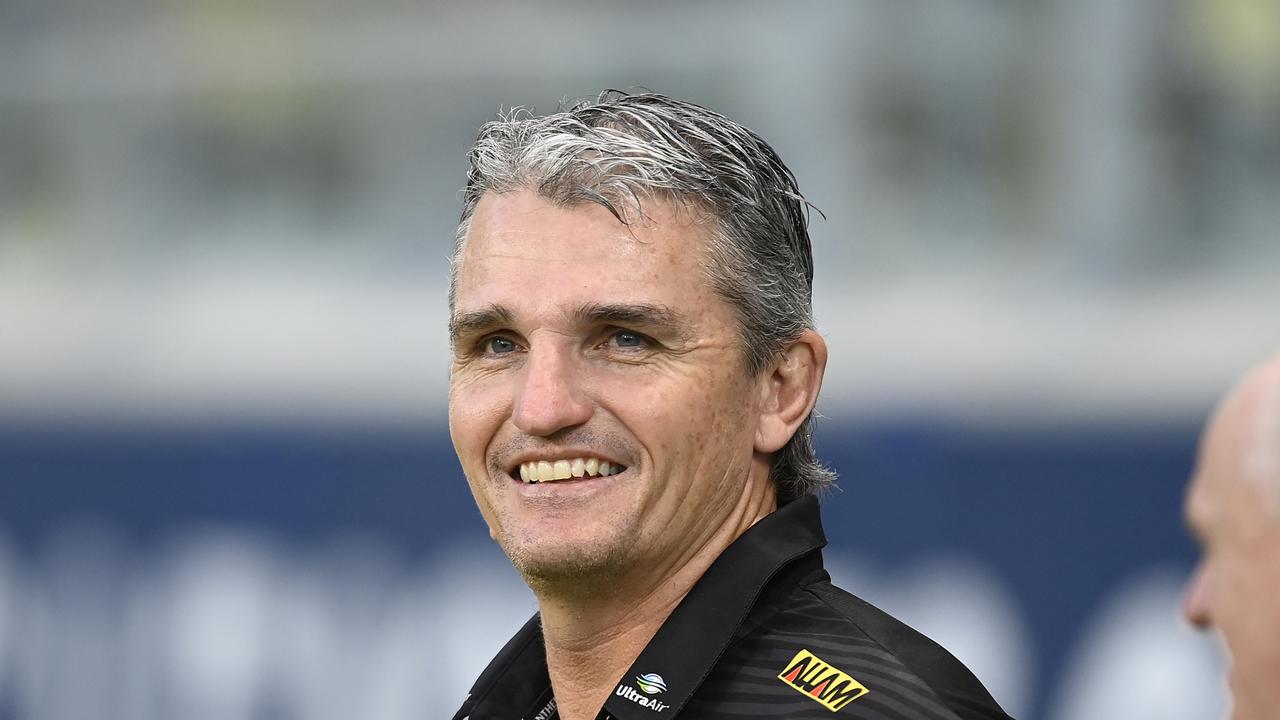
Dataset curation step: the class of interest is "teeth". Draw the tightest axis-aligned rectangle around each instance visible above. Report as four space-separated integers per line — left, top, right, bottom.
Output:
516 457 626 483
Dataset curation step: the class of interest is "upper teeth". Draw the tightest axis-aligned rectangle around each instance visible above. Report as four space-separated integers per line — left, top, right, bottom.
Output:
518 458 624 483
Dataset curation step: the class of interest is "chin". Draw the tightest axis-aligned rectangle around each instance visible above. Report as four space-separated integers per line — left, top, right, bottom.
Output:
503 535 634 591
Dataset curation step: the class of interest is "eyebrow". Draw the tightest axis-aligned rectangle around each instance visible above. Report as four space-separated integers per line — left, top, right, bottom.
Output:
1183 487 1209 542
449 305 514 346
568 302 692 340
448 302 694 345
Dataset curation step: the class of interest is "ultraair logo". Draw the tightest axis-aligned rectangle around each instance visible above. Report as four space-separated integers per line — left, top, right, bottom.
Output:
615 672 669 712
634 673 667 694
777 649 870 712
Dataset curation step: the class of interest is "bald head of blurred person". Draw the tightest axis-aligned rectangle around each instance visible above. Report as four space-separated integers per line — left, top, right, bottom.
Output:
1184 352 1280 720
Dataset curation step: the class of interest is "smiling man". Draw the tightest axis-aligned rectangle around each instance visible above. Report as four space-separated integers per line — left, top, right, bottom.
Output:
448 92 1011 720
1184 352 1280 720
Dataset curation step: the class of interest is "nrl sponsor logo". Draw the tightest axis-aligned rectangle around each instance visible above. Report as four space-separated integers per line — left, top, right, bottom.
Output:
615 672 670 712
777 649 869 712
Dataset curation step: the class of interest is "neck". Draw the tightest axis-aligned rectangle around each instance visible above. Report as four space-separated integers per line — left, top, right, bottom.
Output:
537 469 776 720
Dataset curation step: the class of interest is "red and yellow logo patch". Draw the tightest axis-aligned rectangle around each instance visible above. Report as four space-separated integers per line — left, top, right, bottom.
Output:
777 649 870 711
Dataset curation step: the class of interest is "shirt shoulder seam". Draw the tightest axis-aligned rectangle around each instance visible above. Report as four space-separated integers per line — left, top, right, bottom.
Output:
798 581 966 720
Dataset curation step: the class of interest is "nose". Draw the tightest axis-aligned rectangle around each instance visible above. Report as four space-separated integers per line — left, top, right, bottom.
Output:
512 342 593 437
1182 562 1212 629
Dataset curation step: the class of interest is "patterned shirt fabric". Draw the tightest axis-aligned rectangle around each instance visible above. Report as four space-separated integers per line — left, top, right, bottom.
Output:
452 495 1014 720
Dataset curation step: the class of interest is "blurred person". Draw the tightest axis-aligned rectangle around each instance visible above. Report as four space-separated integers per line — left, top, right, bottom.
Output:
1184 351 1280 720
447 91 1011 720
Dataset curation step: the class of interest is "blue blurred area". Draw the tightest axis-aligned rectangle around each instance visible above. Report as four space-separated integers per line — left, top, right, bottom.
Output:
0 420 1201 719
824 420 1200 712
0 424 469 549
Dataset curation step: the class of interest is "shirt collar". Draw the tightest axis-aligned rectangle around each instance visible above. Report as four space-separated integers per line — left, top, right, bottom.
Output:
603 494 826 719
460 495 827 720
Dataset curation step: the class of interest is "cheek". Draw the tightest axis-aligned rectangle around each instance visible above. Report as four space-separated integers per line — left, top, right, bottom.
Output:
637 369 758 467
1213 556 1280 657
1236 558 1280 634
449 386 508 534
448 378 512 466
696 365 757 427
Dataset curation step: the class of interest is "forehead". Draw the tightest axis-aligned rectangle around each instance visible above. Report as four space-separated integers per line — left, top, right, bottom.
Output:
1187 401 1240 513
1184 462 1215 536
1187 385 1273 529
454 189 718 313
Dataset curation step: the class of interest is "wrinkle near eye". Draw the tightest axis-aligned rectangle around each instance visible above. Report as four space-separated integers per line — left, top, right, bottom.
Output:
450 305 516 348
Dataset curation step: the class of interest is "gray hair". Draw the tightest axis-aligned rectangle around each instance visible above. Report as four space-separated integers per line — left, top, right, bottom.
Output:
451 90 836 499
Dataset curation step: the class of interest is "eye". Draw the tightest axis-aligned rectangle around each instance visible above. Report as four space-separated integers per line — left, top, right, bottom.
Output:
613 330 645 348
483 336 519 354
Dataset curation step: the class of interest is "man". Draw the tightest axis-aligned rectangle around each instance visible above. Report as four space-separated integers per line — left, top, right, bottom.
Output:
1184 352 1280 720
448 91 1011 719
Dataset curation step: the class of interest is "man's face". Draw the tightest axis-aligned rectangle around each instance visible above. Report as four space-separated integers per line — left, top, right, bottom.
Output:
1184 385 1280 720
448 188 772 588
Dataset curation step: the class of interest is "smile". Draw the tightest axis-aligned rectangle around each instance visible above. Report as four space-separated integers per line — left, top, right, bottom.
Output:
516 458 627 483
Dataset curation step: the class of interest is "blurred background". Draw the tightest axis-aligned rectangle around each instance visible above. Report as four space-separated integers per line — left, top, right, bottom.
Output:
2 0 1279 718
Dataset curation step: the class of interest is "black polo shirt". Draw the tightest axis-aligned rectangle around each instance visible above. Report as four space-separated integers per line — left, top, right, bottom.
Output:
452 495 1013 719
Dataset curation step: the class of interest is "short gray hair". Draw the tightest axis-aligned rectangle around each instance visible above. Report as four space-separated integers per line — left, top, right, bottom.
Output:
452 90 835 499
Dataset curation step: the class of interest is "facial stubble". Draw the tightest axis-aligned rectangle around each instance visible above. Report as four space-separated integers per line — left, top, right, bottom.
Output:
493 493 647 600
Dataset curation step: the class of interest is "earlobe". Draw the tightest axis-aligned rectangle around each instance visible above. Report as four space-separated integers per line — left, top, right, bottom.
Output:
754 330 828 454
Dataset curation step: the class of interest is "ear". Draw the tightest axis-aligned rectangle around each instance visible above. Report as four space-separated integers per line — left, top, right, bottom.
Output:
755 329 828 454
